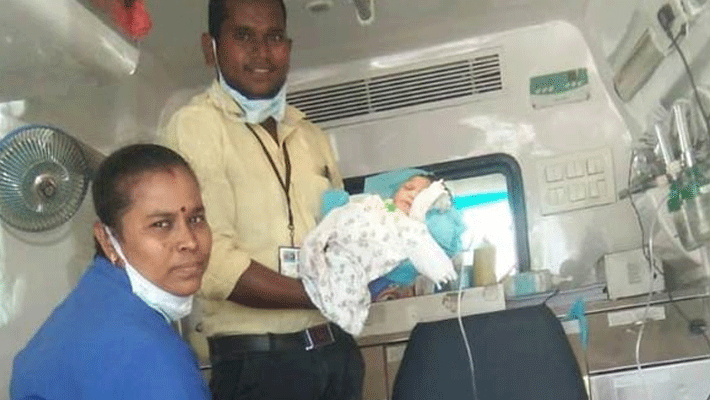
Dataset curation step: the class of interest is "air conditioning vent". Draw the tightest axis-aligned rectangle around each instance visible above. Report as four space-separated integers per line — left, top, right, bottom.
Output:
287 80 370 123
287 52 503 126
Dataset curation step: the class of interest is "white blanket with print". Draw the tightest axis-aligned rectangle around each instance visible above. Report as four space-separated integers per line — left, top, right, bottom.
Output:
299 195 455 336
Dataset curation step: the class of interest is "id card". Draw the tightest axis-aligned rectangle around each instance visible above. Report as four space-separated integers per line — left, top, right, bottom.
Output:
279 246 300 278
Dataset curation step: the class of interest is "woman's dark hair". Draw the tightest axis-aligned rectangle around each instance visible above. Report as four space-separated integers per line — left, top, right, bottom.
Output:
209 0 287 40
92 144 196 256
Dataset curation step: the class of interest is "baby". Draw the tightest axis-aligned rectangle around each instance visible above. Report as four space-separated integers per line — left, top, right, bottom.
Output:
297 169 460 335
391 175 435 215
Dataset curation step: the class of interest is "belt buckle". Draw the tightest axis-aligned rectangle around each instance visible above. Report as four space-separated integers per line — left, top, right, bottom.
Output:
304 323 335 351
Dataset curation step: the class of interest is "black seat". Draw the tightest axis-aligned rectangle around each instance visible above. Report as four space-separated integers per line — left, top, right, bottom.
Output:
391 304 588 400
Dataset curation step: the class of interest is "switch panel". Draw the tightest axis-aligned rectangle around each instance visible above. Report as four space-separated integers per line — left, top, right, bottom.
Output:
537 148 616 215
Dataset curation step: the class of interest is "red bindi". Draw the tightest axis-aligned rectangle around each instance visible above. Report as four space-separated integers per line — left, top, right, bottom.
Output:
180 206 187 212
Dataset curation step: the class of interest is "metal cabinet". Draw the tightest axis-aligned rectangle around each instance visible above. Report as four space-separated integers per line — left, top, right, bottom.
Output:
361 345 388 400
360 289 710 400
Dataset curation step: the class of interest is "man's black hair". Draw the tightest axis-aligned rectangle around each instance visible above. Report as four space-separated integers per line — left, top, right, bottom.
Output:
208 0 287 40
92 144 196 257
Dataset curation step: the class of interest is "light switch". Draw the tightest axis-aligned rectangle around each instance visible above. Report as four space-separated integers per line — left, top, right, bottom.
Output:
595 157 605 174
546 165 563 182
597 179 607 196
537 147 615 215
545 166 556 182
546 188 559 205
557 187 567 203
570 183 586 201
555 165 565 180
575 160 586 177
588 181 600 198
566 162 576 178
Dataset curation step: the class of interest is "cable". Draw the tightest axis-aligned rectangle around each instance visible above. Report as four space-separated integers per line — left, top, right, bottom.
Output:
542 287 561 305
614 150 651 399
627 123 710 398
647 211 710 400
638 190 710 400
624 152 657 400
457 266 478 399
633 193 670 400
627 150 652 262
659 16 710 139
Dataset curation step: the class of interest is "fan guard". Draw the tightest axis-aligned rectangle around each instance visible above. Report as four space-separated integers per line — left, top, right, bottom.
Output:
0 125 90 232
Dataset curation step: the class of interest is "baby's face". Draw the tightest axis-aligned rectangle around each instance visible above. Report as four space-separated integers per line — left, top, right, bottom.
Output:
393 176 432 214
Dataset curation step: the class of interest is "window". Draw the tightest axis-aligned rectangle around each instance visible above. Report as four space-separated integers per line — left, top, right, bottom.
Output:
344 153 530 298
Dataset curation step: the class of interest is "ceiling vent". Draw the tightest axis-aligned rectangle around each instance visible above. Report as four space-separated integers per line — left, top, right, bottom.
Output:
287 51 503 128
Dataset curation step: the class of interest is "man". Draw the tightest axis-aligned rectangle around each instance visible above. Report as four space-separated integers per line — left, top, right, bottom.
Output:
159 0 364 399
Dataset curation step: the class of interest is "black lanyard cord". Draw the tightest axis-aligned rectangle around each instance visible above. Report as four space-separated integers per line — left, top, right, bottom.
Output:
245 123 295 247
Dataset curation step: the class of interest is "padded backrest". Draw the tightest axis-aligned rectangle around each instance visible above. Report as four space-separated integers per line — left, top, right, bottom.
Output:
391 304 588 400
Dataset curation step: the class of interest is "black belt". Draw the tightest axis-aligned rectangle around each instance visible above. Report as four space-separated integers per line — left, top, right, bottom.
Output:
208 323 337 364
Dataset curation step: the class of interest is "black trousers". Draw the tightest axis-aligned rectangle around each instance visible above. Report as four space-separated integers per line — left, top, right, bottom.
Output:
209 325 364 400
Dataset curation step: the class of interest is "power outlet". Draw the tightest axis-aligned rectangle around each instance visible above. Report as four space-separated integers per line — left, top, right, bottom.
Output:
604 249 665 300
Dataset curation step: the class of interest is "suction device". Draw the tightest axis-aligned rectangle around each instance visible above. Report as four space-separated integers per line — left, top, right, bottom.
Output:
0 125 91 232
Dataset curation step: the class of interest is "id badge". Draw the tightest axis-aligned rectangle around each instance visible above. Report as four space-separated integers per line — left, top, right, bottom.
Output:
279 246 300 278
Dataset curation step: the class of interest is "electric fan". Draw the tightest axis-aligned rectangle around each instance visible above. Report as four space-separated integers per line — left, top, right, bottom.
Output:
0 125 91 232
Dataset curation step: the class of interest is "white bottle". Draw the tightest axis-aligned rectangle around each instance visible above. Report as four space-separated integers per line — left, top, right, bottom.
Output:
502 270 571 298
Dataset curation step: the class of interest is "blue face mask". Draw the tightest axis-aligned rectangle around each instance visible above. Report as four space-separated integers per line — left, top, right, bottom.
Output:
211 39 287 124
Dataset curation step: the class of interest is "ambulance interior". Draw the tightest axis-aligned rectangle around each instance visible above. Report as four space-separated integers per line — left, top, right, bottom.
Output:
2 0 710 398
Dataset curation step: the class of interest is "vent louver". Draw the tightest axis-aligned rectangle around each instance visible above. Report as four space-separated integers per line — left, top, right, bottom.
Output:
287 52 502 126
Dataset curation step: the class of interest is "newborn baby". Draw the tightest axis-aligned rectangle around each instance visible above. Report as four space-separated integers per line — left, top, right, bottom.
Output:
298 171 458 335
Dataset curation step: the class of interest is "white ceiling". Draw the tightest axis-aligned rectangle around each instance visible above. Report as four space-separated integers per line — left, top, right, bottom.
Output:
0 0 587 101
139 0 586 86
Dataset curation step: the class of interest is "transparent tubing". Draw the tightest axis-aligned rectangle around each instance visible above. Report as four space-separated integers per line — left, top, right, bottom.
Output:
635 192 669 400
457 265 477 399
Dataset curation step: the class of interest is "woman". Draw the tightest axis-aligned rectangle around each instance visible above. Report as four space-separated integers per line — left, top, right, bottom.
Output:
10 144 212 400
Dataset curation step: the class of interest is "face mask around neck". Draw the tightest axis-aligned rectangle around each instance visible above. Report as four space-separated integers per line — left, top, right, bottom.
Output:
211 38 287 124
104 226 193 322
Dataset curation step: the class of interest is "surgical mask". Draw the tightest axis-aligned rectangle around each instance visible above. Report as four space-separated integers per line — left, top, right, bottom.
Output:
211 39 286 124
104 226 193 323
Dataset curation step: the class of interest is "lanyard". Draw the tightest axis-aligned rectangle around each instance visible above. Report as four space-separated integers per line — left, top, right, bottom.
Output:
245 123 295 247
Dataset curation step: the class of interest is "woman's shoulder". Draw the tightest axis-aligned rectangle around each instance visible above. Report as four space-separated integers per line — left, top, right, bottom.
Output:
22 264 177 355
12 320 203 400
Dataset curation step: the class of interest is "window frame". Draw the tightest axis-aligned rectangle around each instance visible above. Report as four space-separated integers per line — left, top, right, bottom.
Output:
343 152 531 272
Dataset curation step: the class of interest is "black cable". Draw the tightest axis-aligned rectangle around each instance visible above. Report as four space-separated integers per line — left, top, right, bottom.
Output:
666 289 710 348
633 198 710 400
627 150 652 262
542 287 561 306
627 149 710 399
659 19 710 399
662 21 710 140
